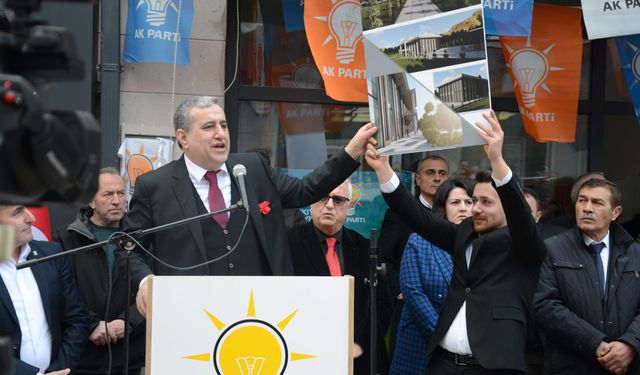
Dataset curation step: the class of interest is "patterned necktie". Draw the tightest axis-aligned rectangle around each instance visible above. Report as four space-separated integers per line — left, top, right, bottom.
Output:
589 242 606 296
325 237 342 276
204 170 229 228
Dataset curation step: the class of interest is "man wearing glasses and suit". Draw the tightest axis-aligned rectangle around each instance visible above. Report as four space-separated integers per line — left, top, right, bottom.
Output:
287 179 385 375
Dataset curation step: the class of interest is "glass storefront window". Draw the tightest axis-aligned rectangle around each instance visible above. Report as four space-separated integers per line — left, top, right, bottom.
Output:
604 115 640 227
391 111 587 213
605 38 632 101
236 101 369 168
236 100 588 215
238 3 324 89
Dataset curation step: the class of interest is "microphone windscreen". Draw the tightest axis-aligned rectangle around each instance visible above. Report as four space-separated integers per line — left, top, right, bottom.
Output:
233 164 247 177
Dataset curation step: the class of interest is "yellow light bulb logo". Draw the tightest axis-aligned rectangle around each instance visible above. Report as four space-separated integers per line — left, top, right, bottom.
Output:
215 320 287 375
184 290 317 374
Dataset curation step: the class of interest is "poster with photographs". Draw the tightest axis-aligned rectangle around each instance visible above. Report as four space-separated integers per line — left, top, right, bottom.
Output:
363 1 491 155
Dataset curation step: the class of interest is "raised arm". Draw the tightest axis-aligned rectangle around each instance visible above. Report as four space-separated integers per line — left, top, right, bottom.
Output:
479 111 546 263
365 144 456 252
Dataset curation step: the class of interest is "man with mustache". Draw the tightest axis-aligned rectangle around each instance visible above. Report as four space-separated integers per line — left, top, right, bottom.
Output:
124 96 377 317
535 178 640 375
55 167 145 375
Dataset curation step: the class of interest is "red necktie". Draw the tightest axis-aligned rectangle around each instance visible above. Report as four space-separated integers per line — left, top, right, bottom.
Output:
325 237 342 276
204 170 228 228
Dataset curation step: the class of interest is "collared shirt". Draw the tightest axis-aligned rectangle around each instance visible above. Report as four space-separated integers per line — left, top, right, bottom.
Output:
0 244 52 373
583 231 611 286
313 226 345 271
419 195 433 210
184 154 232 212
380 168 513 355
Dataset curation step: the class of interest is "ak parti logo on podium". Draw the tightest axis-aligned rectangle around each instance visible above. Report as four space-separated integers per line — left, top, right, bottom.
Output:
183 290 316 375
500 4 583 142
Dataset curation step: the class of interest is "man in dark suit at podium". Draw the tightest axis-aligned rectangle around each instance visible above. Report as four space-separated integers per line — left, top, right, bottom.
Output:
287 179 373 375
126 96 377 317
365 111 547 374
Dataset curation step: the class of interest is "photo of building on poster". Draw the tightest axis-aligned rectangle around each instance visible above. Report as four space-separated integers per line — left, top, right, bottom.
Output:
361 0 481 31
363 3 490 155
368 70 486 154
364 7 486 73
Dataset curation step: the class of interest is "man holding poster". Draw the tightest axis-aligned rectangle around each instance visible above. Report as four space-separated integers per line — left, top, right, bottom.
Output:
366 111 547 374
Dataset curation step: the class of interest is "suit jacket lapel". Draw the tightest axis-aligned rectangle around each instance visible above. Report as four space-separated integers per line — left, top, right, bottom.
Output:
302 224 330 275
342 230 357 277
457 220 477 272
227 156 269 258
0 275 18 325
468 236 484 270
27 242 53 329
434 247 452 284
172 157 207 261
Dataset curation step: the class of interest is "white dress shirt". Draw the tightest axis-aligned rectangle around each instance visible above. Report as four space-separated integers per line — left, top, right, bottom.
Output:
583 231 611 290
184 154 231 214
0 244 52 373
380 169 513 355
418 194 433 209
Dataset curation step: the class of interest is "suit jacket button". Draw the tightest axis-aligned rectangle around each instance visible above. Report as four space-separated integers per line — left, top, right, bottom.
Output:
465 287 471 293
226 245 232 250
223 229 229 235
229 263 234 269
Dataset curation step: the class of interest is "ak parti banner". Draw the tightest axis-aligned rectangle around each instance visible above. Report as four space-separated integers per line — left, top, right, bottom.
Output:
484 0 534 36
615 35 640 126
500 4 583 142
304 0 367 102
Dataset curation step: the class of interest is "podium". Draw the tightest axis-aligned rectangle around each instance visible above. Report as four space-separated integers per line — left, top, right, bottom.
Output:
145 276 354 375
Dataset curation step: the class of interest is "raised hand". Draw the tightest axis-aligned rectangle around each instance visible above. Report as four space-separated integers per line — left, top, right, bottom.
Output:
476 110 509 180
344 123 378 160
364 143 394 184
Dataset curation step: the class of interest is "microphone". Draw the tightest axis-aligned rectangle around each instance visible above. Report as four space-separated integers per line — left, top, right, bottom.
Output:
232 164 249 211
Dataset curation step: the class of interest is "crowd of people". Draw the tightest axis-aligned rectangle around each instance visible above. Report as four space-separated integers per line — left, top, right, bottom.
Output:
1 96 639 375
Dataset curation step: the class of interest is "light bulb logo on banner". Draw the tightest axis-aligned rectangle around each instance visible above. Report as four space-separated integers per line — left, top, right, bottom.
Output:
632 43 640 83
324 0 363 64
136 0 179 27
503 39 564 109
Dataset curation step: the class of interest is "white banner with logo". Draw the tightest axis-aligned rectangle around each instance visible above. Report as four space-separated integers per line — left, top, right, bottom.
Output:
582 0 640 39
147 276 353 375
118 137 174 206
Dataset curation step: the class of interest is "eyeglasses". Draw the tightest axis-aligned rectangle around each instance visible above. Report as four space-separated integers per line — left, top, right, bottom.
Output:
318 195 350 207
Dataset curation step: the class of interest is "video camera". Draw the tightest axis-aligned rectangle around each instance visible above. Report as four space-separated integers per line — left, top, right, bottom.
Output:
0 0 100 205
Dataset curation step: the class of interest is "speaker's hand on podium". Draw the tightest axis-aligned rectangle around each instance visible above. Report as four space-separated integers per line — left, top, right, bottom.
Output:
137 276 151 318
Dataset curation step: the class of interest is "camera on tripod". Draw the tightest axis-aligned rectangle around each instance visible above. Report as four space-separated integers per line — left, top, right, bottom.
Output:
0 0 100 206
